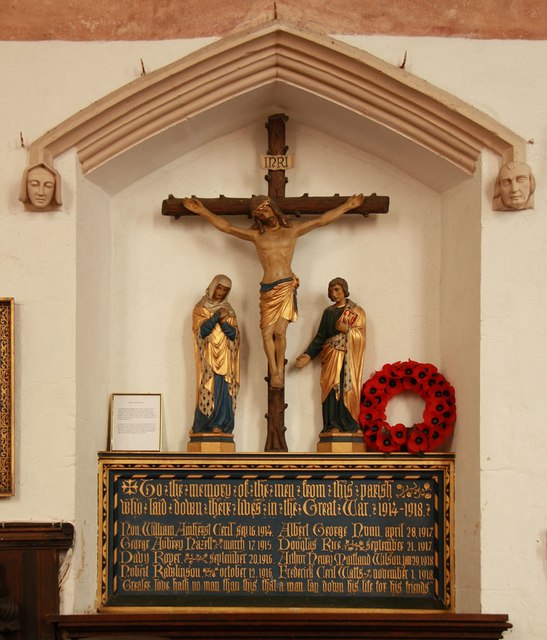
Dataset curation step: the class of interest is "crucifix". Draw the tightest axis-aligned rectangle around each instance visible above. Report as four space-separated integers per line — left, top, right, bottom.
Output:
162 113 389 452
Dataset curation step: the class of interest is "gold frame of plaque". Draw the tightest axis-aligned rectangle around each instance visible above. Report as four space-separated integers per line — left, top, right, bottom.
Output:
98 452 454 613
0 298 14 497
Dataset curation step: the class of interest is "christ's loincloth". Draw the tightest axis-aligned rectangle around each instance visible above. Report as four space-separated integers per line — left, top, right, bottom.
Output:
259 276 298 329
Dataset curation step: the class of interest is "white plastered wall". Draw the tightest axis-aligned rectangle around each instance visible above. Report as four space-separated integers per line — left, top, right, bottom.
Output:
0 35 546 640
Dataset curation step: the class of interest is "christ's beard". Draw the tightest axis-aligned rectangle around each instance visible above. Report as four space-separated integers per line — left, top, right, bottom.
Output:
263 216 279 228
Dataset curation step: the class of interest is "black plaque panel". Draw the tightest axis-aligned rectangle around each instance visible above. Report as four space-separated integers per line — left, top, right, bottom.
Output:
98 453 454 611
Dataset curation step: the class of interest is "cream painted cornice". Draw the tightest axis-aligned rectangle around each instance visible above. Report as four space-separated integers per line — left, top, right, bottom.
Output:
28 20 526 175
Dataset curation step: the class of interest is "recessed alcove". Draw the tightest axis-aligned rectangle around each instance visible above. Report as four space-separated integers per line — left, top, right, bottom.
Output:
72 113 481 615
45 21 516 615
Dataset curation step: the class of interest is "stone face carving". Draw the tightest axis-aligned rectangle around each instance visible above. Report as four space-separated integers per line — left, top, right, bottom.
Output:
493 161 535 211
19 162 62 211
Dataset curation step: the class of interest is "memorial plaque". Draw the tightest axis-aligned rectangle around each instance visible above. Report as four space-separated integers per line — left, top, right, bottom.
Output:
98 453 454 611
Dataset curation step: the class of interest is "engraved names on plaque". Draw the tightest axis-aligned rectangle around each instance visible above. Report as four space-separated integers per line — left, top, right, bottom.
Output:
99 453 454 610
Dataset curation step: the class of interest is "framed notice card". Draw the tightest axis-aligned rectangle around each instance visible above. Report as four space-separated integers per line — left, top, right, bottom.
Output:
109 393 162 451
0 298 14 496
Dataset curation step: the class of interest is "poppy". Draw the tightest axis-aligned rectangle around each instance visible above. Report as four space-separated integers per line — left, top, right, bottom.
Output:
376 432 397 453
429 428 441 443
414 362 436 380
363 429 379 448
391 361 412 378
390 423 407 445
407 429 429 453
363 420 381 435
360 406 384 424
387 377 404 393
402 376 418 390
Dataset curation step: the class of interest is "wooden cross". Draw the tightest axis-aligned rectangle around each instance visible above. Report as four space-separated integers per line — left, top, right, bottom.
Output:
162 113 389 452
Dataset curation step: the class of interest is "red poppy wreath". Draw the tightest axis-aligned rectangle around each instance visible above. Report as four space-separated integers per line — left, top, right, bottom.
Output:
359 360 456 453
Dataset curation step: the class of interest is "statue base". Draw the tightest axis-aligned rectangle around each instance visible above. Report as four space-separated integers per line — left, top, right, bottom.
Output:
187 431 235 453
316 430 365 453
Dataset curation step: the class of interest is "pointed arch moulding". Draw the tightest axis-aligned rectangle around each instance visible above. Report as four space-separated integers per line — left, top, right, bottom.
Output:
27 21 526 176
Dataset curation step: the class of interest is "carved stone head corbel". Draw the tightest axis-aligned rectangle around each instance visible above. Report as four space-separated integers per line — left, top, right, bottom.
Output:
493 160 535 211
19 161 62 211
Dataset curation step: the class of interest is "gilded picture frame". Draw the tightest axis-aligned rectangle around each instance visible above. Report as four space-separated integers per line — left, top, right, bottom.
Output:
0 298 14 496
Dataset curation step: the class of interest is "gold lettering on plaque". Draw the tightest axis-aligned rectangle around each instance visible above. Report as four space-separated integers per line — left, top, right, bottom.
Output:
105 462 451 609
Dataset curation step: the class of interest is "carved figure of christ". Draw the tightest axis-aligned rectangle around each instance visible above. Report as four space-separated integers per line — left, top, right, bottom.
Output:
182 193 364 389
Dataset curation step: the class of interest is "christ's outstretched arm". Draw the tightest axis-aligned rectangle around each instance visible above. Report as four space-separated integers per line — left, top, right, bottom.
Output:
294 193 364 237
182 198 254 241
